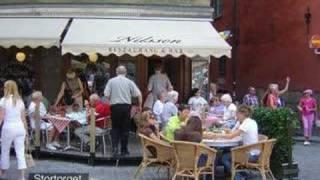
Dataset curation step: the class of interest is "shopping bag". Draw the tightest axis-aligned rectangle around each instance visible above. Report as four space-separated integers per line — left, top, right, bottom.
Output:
25 153 35 168
25 137 35 168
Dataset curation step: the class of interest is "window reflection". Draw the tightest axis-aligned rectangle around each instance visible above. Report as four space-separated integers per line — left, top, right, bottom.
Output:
191 57 209 97
119 55 137 83
71 57 111 96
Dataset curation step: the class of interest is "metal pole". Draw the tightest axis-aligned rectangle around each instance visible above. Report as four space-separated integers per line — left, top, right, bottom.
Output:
34 103 41 158
232 0 239 99
88 107 96 165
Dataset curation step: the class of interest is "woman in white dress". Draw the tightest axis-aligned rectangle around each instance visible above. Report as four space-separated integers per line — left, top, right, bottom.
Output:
0 80 27 180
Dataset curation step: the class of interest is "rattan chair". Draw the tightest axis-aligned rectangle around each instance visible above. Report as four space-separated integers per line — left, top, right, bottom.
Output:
231 139 277 180
159 131 171 143
171 141 217 180
134 133 175 179
258 134 268 141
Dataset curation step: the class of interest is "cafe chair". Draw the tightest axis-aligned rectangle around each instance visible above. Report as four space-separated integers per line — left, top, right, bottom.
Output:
134 134 175 180
80 116 111 155
231 139 277 180
258 134 268 141
159 131 171 143
171 141 217 180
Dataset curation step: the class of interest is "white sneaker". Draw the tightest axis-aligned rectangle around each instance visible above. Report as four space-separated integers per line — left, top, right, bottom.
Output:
304 141 311 146
46 143 57 150
51 141 61 148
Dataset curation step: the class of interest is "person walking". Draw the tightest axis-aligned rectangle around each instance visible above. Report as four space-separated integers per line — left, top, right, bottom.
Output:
104 66 142 157
144 61 172 109
0 80 27 180
298 89 317 145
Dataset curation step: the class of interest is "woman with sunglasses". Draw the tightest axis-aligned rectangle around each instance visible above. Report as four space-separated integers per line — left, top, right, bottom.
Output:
138 111 160 140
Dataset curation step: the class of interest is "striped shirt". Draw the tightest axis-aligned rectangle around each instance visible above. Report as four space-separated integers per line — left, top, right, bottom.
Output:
104 75 141 105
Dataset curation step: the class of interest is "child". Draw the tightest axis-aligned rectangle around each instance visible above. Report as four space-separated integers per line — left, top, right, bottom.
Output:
298 89 317 145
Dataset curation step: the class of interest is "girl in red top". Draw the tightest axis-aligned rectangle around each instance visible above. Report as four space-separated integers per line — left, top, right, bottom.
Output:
298 89 317 145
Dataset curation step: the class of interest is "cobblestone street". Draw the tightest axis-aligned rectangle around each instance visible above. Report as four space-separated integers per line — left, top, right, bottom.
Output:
1 141 318 180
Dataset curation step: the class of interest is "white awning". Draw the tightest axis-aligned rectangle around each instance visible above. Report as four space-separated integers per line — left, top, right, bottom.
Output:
62 19 231 58
0 18 69 48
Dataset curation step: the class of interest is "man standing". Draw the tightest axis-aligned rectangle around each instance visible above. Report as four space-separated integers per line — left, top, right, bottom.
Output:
104 66 142 157
144 62 172 109
242 86 259 107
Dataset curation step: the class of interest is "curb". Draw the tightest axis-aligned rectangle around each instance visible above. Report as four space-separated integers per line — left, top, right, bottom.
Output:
293 136 320 144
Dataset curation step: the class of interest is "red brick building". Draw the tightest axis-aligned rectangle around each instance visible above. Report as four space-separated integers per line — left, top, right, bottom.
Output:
211 0 320 100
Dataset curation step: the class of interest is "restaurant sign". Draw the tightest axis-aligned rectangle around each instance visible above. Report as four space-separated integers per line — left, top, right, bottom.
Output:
108 36 184 56
110 36 182 44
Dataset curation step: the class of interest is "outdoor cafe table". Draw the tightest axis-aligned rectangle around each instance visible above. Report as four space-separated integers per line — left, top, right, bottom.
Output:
44 114 86 151
202 136 242 148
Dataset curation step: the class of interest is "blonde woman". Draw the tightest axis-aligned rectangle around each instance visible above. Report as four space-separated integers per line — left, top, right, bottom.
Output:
54 69 84 108
0 80 27 180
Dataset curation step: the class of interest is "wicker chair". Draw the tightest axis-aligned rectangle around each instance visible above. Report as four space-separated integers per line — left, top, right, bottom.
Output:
134 133 175 179
171 141 217 180
159 131 171 143
231 139 277 180
258 134 268 141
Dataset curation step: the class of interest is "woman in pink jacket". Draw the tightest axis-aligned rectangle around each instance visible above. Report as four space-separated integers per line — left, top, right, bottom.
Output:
298 89 317 145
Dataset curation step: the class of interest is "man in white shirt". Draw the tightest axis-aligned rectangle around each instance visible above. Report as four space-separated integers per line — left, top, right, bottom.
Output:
104 66 142 157
212 105 259 175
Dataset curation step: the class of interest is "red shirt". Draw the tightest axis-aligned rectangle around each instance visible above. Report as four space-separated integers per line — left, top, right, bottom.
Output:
92 101 111 128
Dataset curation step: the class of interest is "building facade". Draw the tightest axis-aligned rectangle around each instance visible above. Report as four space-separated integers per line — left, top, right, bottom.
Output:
0 1 229 103
214 0 320 104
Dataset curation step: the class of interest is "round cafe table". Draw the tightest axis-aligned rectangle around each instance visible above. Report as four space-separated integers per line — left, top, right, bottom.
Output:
202 136 242 148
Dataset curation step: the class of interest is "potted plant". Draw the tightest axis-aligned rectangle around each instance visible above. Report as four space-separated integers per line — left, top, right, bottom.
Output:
252 107 300 179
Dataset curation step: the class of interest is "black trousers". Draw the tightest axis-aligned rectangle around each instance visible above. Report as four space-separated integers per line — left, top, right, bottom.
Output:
111 104 131 152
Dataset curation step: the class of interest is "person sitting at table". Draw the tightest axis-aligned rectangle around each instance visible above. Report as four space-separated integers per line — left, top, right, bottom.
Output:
174 116 203 143
152 91 166 126
160 90 179 129
164 105 190 141
66 103 87 125
220 94 237 129
211 105 259 177
28 91 61 151
74 93 110 147
138 111 160 140
188 88 208 113
175 116 210 171
208 96 224 116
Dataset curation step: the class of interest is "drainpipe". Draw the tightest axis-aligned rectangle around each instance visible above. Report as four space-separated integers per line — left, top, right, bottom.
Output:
232 0 239 100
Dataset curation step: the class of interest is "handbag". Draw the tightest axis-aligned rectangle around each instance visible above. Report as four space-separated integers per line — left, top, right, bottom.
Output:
25 137 35 168
64 80 74 105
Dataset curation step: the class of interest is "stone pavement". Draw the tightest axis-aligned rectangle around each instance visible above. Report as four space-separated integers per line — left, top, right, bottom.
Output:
2 142 319 180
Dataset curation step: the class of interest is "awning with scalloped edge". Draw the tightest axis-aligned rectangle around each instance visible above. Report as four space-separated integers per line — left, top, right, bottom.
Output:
62 19 231 58
0 18 69 48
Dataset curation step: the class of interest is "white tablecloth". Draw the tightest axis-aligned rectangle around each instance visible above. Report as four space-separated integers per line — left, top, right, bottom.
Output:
203 136 242 148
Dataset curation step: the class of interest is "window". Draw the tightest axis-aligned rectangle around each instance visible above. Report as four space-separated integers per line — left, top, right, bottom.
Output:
191 57 209 97
118 55 137 83
212 0 223 18
218 56 227 77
